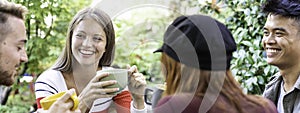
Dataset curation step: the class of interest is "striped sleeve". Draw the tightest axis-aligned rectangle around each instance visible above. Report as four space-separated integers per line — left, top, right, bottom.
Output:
34 69 68 108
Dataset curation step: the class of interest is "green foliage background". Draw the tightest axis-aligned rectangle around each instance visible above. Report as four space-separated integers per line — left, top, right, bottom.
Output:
113 0 279 94
113 7 174 85
223 0 278 94
1 0 91 112
10 0 91 75
1 0 279 112
193 0 279 94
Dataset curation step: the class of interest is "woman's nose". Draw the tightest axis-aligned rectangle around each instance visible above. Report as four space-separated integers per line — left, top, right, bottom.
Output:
82 37 93 47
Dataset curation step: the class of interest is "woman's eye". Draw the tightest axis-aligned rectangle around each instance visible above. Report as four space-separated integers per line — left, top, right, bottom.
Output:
76 34 84 39
93 37 102 41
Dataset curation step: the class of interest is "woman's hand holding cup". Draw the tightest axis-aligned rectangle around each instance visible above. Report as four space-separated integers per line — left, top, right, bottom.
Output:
127 65 147 109
78 72 119 111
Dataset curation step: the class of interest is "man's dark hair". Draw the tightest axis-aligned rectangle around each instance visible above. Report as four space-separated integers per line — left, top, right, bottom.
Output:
262 0 300 18
0 1 27 41
0 1 27 22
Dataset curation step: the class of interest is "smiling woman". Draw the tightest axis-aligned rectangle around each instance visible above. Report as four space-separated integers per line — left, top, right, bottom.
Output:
71 16 107 66
34 7 146 113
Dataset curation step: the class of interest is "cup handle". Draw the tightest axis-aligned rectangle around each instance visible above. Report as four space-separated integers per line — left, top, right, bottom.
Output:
144 88 153 105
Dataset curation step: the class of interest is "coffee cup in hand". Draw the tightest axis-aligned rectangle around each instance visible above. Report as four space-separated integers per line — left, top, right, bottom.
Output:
97 69 128 94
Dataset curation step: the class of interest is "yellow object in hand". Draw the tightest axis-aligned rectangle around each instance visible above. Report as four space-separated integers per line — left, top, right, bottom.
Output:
40 91 79 111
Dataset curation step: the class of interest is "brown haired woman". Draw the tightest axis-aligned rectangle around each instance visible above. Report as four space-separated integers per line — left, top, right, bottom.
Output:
153 15 278 113
34 7 146 113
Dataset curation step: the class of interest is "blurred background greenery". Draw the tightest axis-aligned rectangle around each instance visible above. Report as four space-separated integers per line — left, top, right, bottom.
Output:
0 0 278 112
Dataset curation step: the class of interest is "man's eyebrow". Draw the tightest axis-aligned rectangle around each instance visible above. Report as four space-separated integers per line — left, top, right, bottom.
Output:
263 27 287 32
273 28 287 32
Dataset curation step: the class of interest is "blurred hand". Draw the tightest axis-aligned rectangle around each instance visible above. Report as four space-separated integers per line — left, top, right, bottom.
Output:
78 72 119 111
47 88 81 113
127 65 147 109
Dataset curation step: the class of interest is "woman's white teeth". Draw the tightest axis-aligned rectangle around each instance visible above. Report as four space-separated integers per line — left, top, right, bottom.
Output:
80 50 93 55
266 48 280 53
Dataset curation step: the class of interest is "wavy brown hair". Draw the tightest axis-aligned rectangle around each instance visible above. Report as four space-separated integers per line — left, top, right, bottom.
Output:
161 53 272 113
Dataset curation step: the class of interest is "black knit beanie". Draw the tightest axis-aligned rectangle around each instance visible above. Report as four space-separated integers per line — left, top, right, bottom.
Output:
154 15 236 70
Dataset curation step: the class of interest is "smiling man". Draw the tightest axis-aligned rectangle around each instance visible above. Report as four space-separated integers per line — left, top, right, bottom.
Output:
0 1 80 112
0 0 28 106
262 0 300 113
0 0 28 86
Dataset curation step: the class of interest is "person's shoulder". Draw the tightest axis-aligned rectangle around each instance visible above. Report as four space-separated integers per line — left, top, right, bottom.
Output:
247 95 278 113
247 95 270 102
160 94 189 100
157 93 199 105
157 95 173 103
155 95 177 113
35 69 62 82
34 69 66 99
155 94 202 113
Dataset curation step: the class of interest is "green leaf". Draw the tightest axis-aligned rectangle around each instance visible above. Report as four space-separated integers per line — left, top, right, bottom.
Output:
241 40 253 47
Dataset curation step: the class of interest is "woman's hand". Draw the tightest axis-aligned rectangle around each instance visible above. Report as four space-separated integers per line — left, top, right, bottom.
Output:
128 65 147 109
78 72 119 112
47 88 81 113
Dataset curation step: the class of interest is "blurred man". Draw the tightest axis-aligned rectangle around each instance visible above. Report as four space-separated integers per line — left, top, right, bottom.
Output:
262 0 300 113
0 1 78 112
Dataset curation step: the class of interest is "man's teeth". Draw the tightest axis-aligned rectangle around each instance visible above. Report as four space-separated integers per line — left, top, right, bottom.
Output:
80 50 94 55
266 48 280 53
